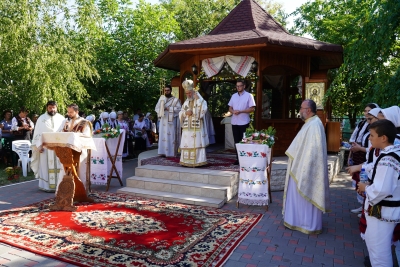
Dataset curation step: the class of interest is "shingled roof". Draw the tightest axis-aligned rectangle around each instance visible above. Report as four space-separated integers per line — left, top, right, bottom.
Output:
154 0 343 71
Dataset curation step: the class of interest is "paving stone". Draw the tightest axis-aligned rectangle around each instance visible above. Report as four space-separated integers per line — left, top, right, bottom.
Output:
223 260 247 267
0 162 396 267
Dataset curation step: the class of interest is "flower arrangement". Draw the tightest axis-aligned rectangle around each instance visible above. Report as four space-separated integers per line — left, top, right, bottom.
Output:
240 126 276 148
94 123 121 140
4 166 22 180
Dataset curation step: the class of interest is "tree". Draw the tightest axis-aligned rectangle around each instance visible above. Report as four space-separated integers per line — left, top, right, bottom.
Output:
291 0 400 126
160 0 287 41
0 0 100 114
84 0 180 114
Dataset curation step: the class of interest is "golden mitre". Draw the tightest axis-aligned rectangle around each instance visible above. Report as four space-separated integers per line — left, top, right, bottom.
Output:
182 79 194 92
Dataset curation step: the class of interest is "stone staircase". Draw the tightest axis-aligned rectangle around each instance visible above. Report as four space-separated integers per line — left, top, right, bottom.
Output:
117 164 239 208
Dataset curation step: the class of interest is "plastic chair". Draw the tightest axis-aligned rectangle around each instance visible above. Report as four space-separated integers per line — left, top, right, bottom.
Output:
12 140 32 177
18 158 31 172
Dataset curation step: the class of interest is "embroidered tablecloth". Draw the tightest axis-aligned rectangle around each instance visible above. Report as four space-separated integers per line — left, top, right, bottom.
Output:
236 143 271 206
91 129 125 185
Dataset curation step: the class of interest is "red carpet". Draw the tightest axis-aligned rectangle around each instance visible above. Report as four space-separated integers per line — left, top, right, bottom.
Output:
141 153 239 172
0 192 262 267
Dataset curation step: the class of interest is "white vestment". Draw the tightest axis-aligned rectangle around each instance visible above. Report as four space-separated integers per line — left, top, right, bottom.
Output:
56 117 92 192
31 113 65 192
283 115 330 234
155 95 181 157
179 94 209 167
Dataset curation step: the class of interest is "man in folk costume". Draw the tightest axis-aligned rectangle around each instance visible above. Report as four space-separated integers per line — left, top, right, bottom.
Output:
56 103 92 192
179 79 209 167
31 101 66 192
155 84 182 157
282 99 330 234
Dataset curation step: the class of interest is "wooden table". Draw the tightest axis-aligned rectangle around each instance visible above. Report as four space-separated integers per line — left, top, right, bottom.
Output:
91 129 125 191
42 132 96 211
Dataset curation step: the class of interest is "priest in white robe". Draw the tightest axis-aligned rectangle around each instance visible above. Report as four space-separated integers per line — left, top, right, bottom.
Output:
282 99 330 234
56 103 92 192
179 79 209 167
31 101 66 192
155 84 181 157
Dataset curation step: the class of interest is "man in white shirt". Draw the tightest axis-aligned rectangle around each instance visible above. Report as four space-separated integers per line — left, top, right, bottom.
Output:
228 79 256 164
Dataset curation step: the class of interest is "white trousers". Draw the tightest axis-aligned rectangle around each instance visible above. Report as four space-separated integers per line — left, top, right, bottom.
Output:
365 213 396 267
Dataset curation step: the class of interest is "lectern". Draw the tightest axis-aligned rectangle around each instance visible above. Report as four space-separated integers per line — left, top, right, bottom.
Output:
42 132 96 211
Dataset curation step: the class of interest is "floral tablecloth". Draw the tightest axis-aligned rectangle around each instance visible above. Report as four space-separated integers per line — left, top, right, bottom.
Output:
236 143 271 206
91 129 125 185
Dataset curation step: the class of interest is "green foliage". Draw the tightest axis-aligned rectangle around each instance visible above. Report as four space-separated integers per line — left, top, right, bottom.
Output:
291 0 400 124
84 0 179 114
0 0 99 114
161 0 287 41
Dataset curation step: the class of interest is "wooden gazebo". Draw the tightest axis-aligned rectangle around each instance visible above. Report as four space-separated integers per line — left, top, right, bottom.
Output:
154 0 343 156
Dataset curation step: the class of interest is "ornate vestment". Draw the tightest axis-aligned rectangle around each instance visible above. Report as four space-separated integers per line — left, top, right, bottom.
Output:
282 115 330 234
155 95 181 157
31 113 65 192
179 95 209 167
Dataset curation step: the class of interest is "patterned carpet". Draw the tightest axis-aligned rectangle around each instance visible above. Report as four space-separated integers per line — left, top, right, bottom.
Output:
141 153 240 172
0 192 262 267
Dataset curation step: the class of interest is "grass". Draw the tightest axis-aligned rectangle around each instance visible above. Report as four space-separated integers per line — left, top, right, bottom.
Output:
0 162 36 186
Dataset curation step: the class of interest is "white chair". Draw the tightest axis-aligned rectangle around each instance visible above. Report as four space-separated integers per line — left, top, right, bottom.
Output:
18 158 31 172
12 140 32 177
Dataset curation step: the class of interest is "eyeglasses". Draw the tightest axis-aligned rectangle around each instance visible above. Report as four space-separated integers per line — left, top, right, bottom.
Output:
236 85 244 88
300 107 309 110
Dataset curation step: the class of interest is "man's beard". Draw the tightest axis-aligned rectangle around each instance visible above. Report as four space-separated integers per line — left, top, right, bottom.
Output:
165 93 172 98
47 111 56 116
187 97 194 101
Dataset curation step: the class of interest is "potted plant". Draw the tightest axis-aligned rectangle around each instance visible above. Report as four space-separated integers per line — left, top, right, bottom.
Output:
4 166 22 181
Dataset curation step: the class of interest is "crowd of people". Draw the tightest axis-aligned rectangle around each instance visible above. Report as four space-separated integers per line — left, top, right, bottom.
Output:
2 81 399 267
0 106 158 164
344 104 400 267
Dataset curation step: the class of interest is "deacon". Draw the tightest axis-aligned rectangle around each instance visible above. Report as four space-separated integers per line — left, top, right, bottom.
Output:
179 79 209 167
282 99 330 234
31 101 66 192
56 103 92 191
155 84 182 157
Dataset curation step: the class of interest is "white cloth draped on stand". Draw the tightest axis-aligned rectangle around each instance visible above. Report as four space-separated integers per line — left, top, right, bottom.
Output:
91 129 125 186
236 143 271 206
201 55 255 78
90 138 108 185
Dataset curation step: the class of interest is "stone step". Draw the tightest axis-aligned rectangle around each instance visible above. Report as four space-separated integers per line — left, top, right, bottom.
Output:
126 176 235 200
117 187 225 208
135 164 238 187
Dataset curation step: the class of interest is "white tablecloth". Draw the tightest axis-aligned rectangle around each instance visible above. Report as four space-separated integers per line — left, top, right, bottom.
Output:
91 129 125 185
236 143 271 206
42 132 96 152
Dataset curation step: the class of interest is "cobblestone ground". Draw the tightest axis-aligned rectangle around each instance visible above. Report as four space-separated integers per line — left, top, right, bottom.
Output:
0 157 386 267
